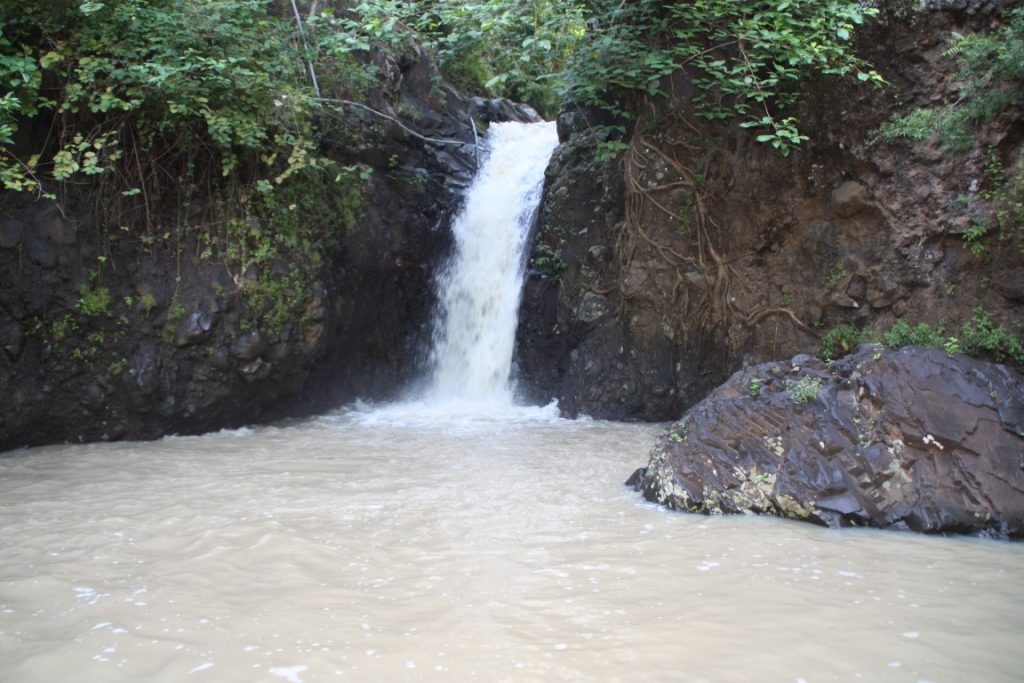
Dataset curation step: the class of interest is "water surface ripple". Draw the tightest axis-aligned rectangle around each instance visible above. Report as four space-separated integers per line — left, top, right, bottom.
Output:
1 405 1021 682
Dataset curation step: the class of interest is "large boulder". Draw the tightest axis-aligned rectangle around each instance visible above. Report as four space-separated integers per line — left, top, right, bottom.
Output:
628 346 1024 538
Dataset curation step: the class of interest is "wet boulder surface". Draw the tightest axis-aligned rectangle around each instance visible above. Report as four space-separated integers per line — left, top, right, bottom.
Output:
629 346 1024 539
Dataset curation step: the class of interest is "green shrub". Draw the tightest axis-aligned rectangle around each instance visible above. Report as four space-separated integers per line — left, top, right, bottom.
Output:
871 6 1024 154
881 320 945 349
819 324 865 362
0 0 378 199
566 0 882 155
961 151 1024 257
77 285 111 317
140 292 158 314
872 108 937 145
819 320 964 361
531 242 567 276
50 313 77 342
818 312 1022 365
786 375 822 405
960 308 1024 364
358 0 585 118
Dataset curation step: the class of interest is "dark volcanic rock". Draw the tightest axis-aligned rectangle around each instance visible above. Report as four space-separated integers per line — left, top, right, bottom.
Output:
514 116 732 419
629 346 1024 539
0 44 475 452
231 331 266 360
516 7 1024 421
468 97 542 125
0 218 23 248
175 310 215 347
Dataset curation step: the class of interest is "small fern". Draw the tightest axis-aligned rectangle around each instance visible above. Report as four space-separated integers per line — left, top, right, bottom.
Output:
871 7 1024 153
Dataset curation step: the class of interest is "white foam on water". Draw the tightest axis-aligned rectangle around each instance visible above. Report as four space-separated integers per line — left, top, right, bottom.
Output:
268 665 308 682
339 397 562 432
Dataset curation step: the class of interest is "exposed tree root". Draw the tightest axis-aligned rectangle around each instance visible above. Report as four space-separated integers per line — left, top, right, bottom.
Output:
611 108 818 353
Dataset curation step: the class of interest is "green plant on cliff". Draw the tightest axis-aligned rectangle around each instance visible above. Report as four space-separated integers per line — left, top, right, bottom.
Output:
0 0 384 204
667 420 688 444
50 313 77 342
306 0 587 118
960 308 1024 365
818 321 953 361
563 0 883 155
873 6 1024 153
959 151 1024 257
670 0 883 153
786 375 821 405
139 292 158 315
531 242 567 277
1 0 890 200
561 1 673 108
0 2 289 193
819 324 865 362
344 0 884 149
880 320 947 350
818 315 1024 364
164 296 186 336
1 1 389 341
76 284 112 317
223 164 365 336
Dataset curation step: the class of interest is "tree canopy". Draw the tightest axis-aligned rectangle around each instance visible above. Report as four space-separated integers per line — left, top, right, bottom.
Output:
0 0 890 197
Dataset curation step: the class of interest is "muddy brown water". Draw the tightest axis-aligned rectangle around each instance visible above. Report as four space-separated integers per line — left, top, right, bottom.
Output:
1 402 1021 682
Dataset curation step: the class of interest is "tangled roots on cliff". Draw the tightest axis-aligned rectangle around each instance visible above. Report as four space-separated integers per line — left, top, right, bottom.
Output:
615 110 816 356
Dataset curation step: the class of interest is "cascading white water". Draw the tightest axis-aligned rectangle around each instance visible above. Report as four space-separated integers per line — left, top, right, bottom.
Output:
429 121 559 403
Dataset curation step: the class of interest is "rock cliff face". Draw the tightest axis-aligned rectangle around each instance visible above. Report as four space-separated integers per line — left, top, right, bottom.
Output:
627 346 1024 539
0 50 523 451
515 4 1023 420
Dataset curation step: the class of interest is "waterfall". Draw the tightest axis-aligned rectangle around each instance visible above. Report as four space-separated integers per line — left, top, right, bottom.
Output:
428 121 559 404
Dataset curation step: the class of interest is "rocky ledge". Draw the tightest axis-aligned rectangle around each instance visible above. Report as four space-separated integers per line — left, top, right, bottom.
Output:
628 346 1024 539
